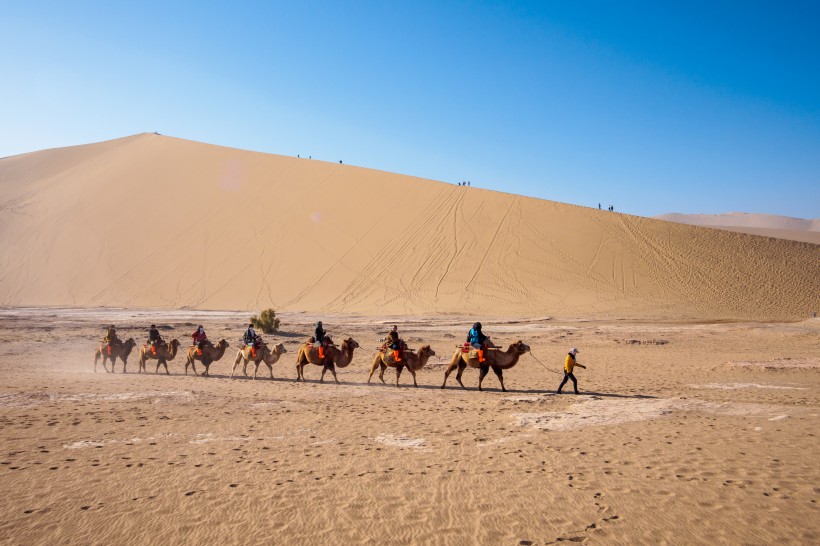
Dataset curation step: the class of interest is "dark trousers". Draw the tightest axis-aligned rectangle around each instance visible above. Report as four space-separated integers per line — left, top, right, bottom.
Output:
557 372 578 393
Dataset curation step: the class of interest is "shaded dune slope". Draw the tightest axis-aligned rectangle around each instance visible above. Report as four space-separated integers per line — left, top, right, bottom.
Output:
1 134 817 319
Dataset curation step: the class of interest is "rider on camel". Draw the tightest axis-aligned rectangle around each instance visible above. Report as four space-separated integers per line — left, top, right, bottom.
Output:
467 322 488 363
314 321 329 359
148 324 162 354
103 325 121 355
104 325 120 344
386 325 403 362
192 325 208 352
148 325 162 344
244 323 261 356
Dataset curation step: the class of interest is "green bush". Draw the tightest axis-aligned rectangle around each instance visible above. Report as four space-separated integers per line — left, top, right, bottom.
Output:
251 309 280 334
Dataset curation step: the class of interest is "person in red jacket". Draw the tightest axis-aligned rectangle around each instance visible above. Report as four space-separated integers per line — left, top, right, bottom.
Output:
192 325 207 350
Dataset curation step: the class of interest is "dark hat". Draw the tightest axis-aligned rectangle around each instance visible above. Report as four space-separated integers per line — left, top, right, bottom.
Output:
150 324 156 328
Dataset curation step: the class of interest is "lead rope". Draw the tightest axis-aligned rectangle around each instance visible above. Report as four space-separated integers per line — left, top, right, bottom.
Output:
529 352 562 375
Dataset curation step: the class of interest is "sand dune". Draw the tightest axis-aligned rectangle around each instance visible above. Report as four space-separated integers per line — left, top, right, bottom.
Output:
656 212 820 244
1 134 817 319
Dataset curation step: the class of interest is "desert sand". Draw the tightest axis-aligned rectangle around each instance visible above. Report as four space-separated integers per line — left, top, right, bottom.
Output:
1 136 819 544
0 309 818 545
656 212 820 245
0 134 817 320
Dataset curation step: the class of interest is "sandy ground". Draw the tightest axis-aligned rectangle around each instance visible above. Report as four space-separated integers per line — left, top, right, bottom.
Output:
0 308 818 545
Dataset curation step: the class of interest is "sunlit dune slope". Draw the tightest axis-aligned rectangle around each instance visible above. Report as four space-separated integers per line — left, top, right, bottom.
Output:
1 134 817 319
656 212 820 244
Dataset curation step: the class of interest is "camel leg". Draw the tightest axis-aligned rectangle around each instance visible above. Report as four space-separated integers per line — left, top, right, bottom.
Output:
231 353 241 378
321 364 339 384
379 363 387 384
455 363 468 389
122 359 127 374
441 358 461 389
477 365 490 391
395 365 403 387
266 361 274 380
368 355 380 384
253 361 260 380
410 367 418 387
492 366 506 392
295 352 305 381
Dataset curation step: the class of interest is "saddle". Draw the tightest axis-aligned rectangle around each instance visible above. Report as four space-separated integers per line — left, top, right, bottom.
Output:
105 340 121 355
382 349 399 365
462 343 487 361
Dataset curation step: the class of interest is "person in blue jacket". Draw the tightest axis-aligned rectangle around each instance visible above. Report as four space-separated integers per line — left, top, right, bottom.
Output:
467 322 488 363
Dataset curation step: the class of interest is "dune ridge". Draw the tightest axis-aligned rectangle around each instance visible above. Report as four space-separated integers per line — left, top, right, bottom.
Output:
0 133 817 320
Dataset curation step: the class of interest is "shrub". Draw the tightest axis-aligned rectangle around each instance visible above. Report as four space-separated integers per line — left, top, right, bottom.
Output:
251 309 280 334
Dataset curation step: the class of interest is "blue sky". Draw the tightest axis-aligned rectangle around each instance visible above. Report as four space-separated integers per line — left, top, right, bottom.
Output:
2 1 818 218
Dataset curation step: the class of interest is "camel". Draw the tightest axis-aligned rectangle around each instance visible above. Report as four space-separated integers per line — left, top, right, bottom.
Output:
138 339 180 374
441 340 530 392
94 338 137 373
368 345 436 387
295 337 360 383
230 341 287 380
185 339 230 377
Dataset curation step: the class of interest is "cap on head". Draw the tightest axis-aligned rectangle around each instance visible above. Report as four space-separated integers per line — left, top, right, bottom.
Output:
570 348 578 355
198 325 203 329
249 323 254 328
474 322 482 329
151 324 156 328
110 325 115 328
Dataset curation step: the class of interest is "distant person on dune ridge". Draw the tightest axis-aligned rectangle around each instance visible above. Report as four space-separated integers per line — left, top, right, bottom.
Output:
557 348 585 394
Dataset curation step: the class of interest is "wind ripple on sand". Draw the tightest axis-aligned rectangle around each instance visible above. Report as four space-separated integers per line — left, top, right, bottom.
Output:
514 396 787 431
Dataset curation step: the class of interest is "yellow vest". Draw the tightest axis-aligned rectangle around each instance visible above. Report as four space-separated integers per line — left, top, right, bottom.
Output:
564 354 576 373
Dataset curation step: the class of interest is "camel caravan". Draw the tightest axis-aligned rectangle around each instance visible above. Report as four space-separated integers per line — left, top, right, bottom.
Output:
93 321 538 392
